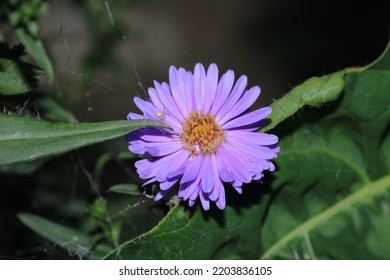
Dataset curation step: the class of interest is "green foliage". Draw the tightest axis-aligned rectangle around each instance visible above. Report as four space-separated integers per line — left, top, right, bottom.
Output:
260 42 390 259
261 70 347 132
0 57 42 95
1 0 54 81
105 201 269 259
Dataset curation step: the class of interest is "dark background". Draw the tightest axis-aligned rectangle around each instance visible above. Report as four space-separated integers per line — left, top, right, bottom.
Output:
40 0 390 121
1 0 389 259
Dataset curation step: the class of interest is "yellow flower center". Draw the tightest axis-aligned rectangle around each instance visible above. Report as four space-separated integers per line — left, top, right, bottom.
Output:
180 110 225 156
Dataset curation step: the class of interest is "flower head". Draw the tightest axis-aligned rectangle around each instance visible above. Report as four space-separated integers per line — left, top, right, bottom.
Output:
127 63 279 210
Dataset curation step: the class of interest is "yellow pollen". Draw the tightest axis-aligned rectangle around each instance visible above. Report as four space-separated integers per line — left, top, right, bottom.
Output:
180 110 225 156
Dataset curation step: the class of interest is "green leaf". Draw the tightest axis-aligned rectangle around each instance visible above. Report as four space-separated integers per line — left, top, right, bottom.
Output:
261 68 365 132
0 159 46 175
35 97 78 122
260 42 390 259
104 199 269 259
0 58 42 95
0 114 165 166
15 27 54 82
18 213 112 259
108 184 142 195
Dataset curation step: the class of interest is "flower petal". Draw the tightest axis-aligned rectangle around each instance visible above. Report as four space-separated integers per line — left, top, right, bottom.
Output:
209 154 222 201
127 112 143 120
155 189 171 201
181 155 202 184
154 81 183 122
193 63 207 111
169 66 191 117
180 172 201 200
215 185 226 209
148 87 164 109
211 69 234 114
135 149 184 180
228 130 279 145
204 63 218 113
227 136 277 159
216 153 234 183
133 97 157 119
155 150 188 181
222 107 272 130
199 190 210 210
160 176 180 191
139 129 178 143
144 141 183 157
215 75 247 121
218 145 252 184
201 155 214 193
219 86 261 125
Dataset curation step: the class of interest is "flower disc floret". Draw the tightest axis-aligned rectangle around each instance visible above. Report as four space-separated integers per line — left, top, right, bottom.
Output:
181 110 225 156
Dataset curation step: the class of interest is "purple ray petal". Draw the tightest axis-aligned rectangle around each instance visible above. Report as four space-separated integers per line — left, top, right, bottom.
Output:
222 107 272 130
219 86 261 125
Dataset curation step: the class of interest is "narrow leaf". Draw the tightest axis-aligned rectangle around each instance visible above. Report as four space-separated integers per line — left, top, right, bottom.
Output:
18 213 112 259
108 184 142 195
0 114 165 166
15 27 54 82
35 97 78 122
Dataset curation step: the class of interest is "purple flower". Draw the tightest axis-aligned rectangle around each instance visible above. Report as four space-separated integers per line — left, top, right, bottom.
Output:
127 63 279 210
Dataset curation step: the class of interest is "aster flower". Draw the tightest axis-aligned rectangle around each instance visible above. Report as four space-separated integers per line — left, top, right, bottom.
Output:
127 63 279 210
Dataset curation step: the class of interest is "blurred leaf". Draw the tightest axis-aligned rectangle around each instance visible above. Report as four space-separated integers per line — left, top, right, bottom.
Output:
0 159 46 175
260 41 390 259
15 27 54 82
89 198 108 221
3 0 53 81
0 58 42 95
108 184 142 195
35 97 78 122
88 198 122 248
0 114 165 166
93 152 113 189
18 213 112 259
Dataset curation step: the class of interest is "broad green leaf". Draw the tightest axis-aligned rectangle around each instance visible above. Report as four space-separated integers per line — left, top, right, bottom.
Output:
0 114 165 166
18 213 112 259
108 184 142 195
260 42 390 259
0 58 42 95
104 197 269 259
